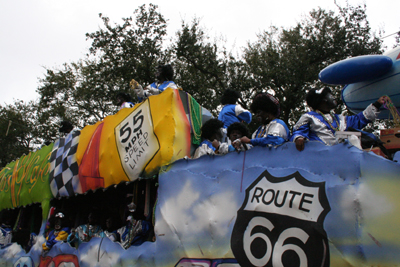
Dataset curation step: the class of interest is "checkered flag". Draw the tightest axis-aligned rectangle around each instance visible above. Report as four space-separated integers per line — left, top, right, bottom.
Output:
49 130 82 198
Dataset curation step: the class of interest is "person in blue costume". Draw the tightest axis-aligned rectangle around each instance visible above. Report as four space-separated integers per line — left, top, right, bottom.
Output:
42 212 70 252
67 210 105 247
193 119 224 159
0 214 12 248
235 93 290 148
219 122 252 154
218 89 252 129
116 92 135 110
291 87 387 151
117 209 151 249
132 64 178 102
104 216 119 242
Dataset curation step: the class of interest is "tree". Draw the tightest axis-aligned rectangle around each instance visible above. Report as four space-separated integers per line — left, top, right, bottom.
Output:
395 30 400 48
86 3 170 88
243 3 383 127
36 4 170 128
173 19 229 115
173 18 257 117
0 101 40 168
37 60 116 127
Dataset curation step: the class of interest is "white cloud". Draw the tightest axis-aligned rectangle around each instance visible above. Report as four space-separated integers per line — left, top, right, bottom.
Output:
80 243 120 267
157 180 237 240
157 180 200 235
192 191 237 237
2 243 23 260
357 183 393 218
339 183 393 222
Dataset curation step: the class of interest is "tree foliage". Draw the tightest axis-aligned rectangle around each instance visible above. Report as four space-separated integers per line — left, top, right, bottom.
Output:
243 3 383 126
86 3 169 87
173 19 230 115
395 30 400 48
0 101 43 168
36 4 170 129
173 19 256 116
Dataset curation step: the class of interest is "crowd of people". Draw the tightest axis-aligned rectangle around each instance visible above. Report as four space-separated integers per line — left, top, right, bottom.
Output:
42 202 151 252
0 181 154 253
114 63 387 158
193 87 386 158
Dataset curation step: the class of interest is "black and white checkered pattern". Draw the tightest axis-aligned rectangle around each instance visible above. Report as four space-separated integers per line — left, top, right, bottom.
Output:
49 130 81 198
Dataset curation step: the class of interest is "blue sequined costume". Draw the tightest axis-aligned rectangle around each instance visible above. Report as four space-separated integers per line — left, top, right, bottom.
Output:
218 104 252 128
291 104 380 145
251 119 290 146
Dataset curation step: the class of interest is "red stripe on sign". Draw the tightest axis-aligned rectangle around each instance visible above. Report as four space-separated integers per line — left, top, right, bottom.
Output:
79 122 105 192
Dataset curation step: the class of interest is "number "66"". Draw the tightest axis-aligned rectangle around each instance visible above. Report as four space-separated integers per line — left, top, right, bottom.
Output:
243 216 309 267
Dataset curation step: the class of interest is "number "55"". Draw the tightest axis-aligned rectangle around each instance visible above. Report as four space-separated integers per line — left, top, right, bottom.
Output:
119 110 144 143
244 216 309 267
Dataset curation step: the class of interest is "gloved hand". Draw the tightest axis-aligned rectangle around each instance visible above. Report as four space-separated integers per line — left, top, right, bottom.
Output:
130 79 144 98
134 85 145 98
145 86 161 96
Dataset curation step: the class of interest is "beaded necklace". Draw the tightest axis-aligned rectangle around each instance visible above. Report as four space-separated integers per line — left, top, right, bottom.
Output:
256 126 267 138
316 111 340 131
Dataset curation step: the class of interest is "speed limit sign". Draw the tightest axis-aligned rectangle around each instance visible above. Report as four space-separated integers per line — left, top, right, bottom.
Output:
231 170 331 267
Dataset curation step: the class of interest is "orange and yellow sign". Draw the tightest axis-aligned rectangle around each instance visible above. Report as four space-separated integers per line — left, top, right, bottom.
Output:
76 88 191 190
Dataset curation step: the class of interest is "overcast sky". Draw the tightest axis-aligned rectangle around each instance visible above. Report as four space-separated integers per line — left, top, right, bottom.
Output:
0 0 398 106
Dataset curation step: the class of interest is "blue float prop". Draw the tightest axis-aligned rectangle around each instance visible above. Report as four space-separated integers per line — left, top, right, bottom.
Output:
319 47 400 119
319 55 393 85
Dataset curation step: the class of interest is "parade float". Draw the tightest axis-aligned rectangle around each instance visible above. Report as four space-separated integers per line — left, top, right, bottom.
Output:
0 47 400 267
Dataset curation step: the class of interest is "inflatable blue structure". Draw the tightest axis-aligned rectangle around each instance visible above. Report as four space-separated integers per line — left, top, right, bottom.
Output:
319 47 400 119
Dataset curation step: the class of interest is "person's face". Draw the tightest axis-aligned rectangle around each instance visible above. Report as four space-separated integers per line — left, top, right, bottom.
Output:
54 218 62 230
229 130 243 142
255 110 272 124
214 129 223 141
322 93 337 110
88 213 96 225
155 67 163 81
117 97 124 106
126 215 134 223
